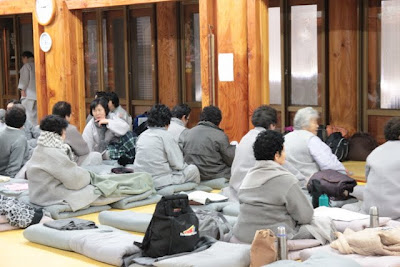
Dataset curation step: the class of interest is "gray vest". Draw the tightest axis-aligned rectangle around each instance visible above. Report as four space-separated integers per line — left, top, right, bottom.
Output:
284 130 319 179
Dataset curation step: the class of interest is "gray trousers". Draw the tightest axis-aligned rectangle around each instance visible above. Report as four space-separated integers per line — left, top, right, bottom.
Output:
21 98 38 126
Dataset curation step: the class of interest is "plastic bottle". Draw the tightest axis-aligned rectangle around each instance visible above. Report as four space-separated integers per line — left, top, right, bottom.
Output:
277 226 288 260
369 206 379 228
318 194 329 207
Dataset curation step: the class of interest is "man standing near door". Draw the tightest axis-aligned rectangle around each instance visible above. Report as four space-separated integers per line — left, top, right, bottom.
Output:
18 51 37 126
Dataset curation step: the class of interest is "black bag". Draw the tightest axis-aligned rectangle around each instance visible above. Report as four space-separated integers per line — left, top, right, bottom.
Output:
307 170 357 208
135 194 200 258
325 132 349 161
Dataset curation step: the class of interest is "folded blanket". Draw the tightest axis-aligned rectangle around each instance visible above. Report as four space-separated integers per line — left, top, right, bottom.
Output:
0 215 8 224
0 223 19 232
331 227 400 256
157 182 198 196
69 228 142 266
0 179 29 197
153 241 251 267
44 218 97 231
24 224 117 251
110 193 162 209
44 204 111 220
199 178 229 190
222 202 240 217
267 252 361 267
333 217 400 232
193 185 213 192
295 216 336 245
300 245 400 267
99 210 153 233
90 171 154 198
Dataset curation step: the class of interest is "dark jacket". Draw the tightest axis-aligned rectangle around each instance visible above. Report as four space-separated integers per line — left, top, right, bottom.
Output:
180 121 235 180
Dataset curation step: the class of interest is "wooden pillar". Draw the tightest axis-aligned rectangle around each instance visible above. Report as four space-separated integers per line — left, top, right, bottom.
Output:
33 0 85 130
247 0 269 129
329 0 358 135
215 0 249 141
156 2 179 109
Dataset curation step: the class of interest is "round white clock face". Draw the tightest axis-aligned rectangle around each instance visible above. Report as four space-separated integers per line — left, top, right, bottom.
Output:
40 32 52 53
36 0 55 25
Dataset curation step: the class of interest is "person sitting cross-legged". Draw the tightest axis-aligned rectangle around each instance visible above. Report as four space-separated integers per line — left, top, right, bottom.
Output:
232 130 313 244
0 107 30 178
133 104 200 189
180 105 235 181
52 101 102 166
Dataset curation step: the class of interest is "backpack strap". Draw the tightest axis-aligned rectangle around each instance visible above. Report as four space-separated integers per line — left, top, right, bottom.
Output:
215 212 233 242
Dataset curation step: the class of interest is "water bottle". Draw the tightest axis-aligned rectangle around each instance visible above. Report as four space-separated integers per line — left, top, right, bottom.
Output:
369 206 379 228
318 194 329 207
277 226 288 260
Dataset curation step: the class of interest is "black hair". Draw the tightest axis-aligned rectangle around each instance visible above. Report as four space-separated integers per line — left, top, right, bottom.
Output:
40 115 68 136
147 104 172 127
95 91 109 100
5 107 26 128
108 92 120 108
21 51 34 58
52 101 72 119
384 117 400 141
90 97 110 117
199 105 222 126
251 105 277 129
253 130 284 161
7 99 21 105
171 104 191 119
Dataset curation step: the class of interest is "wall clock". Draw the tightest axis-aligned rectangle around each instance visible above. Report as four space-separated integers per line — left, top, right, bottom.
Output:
40 32 52 52
35 0 56 26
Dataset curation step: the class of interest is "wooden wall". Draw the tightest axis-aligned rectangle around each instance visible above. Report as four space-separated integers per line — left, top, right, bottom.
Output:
0 0 32 15
328 0 358 136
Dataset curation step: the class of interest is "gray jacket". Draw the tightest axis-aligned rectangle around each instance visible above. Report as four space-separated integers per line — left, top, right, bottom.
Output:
0 127 29 177
180 121 235 180
26 145 100 211
362 141 400 220
65 124 91 165
233 160 314 243
134 127 189 189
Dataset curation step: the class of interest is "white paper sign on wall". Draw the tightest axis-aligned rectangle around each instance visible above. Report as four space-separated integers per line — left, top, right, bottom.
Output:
218 53 234 82
39 32 52 53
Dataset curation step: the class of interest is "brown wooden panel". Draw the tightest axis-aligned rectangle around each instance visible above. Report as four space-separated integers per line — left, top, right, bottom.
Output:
368 115 391 144
187 106 201 129
0 0 33 15
247 0 264 129
65 0 177 10
216 0 249 141
328 0 358 136
34 0 86 129
156 2 179 109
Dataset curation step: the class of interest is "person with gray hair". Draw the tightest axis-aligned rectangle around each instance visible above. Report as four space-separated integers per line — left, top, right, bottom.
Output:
284 107 346 180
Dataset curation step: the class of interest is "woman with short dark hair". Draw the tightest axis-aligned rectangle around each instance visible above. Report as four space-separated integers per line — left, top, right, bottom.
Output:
26 115 100 211
134 104 200 189
362 117 400 220
82 97 135 161
232 130 313 244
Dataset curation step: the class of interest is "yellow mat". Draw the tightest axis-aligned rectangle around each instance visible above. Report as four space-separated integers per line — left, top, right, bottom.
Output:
343 161 366 183
0 204 156 267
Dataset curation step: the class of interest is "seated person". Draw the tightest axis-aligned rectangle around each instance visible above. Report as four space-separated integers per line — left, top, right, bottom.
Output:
133 104 200 189
229 105 277 202
168 103 191 143
52 101 102 166
86 91 109 124
180 106 235 180
0 109 5 130
232 130 314 244
26 115 99 211
284 107 346 180
0 107 29 177
108 92 132 129
82 97 135 161
362 117 400 220
7 100 40 156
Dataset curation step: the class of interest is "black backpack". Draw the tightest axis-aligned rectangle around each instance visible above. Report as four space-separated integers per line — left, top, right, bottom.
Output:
135 194 200 258
325 132 349 162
